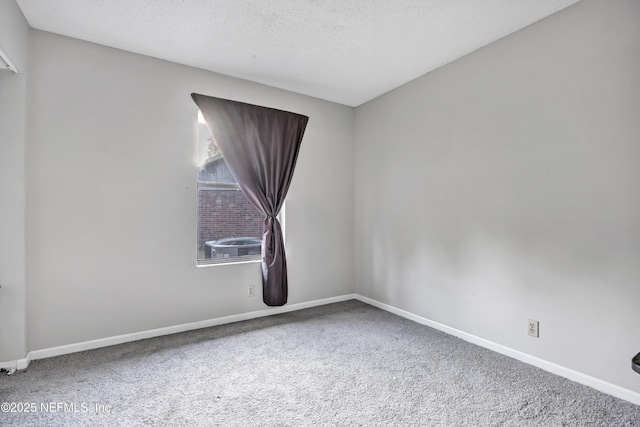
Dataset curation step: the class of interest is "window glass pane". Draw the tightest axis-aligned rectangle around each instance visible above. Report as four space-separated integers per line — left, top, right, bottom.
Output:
197 186 263 262
197 116 263 264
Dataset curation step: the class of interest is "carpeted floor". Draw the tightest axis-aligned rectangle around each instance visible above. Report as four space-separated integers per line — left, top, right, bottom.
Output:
1 300 639 426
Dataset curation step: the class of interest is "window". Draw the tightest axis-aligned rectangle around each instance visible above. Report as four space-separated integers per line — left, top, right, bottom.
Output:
197 112 264 265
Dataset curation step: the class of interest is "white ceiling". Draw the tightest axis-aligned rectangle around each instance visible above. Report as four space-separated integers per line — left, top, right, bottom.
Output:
16 0 580 107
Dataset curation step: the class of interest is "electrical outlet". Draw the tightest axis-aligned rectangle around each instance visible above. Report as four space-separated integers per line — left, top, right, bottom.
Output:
527 319 539 338
247 285 255 297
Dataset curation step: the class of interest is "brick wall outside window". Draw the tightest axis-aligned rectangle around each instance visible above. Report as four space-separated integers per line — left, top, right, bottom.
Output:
197 186 264 258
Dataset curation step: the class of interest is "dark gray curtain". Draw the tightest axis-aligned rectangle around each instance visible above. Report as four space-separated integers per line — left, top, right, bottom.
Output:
191 93 308 306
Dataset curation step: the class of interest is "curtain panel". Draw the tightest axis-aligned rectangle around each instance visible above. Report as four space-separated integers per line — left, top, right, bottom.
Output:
191 94 308 306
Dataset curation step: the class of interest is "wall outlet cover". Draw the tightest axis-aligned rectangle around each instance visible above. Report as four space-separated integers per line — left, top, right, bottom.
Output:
527 319 539 338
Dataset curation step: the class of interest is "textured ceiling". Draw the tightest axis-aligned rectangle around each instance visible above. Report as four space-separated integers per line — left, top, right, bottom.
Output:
16 0 580 106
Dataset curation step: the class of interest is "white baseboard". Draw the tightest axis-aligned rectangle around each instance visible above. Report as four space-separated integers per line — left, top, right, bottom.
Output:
10 293 356 367
17 355 31 370
4 292 638 406
0 355 30 371
354 294 640 406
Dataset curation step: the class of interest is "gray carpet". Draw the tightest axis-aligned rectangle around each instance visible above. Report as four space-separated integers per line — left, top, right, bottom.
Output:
1 300 639 426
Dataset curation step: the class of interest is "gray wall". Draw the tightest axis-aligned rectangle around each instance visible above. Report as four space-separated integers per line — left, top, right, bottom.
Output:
355 0 640 393
0 0 29 363
25 31 354 350
4 0 638 398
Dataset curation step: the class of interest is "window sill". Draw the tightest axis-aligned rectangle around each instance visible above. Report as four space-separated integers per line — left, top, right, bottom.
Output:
196 258 261 268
